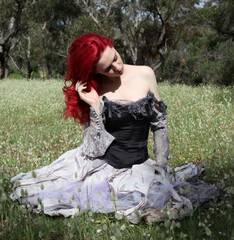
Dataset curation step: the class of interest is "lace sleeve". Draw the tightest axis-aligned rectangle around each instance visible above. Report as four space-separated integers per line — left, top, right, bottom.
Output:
150 100 170 169
81 100 115 158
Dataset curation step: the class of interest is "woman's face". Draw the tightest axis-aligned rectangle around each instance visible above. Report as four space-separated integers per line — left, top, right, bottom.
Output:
95 46 124 77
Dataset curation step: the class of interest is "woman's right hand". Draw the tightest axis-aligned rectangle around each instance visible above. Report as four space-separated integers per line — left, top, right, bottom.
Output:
75 81 101 113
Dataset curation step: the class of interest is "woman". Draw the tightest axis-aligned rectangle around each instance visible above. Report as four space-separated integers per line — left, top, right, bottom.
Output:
10 33 221 224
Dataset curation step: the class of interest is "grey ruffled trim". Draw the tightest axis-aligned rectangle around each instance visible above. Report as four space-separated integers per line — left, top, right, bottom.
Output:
102 92 166 121
150 98 168 132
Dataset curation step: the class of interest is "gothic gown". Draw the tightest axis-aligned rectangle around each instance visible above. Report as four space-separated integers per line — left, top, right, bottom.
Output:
10 92 221 224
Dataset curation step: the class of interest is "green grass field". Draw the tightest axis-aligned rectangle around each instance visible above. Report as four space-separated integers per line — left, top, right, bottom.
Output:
0 79 233 239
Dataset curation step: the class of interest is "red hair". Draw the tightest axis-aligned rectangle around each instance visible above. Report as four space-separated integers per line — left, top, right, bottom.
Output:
63 33 114 124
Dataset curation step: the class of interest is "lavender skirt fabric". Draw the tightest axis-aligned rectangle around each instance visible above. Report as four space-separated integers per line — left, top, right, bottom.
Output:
10 146 220 224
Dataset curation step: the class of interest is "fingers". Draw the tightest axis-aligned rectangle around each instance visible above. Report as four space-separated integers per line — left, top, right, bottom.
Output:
75 81 87 94
75 81 89 103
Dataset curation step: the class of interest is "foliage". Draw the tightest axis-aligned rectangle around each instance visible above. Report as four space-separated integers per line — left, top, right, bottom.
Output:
203 0 234 40
0 79 233 239
0 0 233 85
8 69 23 79
158 0 234 85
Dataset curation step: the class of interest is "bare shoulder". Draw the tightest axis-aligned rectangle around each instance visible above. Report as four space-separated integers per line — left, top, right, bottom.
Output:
134 65 160 100
127 65 155 82
131 65 155 80
140 65 155 75
129 65 154 75
125 65 160 100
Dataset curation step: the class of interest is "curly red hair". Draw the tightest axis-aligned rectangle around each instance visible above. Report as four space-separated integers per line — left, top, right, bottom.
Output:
63 33 114 124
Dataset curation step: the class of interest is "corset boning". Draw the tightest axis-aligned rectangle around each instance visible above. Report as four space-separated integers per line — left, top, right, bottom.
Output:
104 108 150 169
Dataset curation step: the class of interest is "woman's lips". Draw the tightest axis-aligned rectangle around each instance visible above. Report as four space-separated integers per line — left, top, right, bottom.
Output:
119 67 124 75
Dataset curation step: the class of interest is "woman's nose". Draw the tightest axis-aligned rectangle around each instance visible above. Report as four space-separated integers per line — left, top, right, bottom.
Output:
112 62 120 71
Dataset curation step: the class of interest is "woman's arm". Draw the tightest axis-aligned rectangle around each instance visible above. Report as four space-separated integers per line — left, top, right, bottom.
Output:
76 82 115 158
150 100 169 169
145 67 170 169
81 100 115 158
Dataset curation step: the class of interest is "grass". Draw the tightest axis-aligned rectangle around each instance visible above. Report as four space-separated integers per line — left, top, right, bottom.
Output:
0 79 233 240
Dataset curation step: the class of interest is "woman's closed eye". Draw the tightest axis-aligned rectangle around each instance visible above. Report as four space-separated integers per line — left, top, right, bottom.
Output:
105 66 112 72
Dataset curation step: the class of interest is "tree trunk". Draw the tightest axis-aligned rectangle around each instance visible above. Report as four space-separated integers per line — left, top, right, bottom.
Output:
26 36 32 79
0 44 10 79
26 59 32 79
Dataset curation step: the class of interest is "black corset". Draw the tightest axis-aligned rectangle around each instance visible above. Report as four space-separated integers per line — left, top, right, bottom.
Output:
102 92 157 169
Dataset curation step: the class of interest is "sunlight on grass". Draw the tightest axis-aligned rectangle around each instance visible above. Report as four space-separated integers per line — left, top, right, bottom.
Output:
0 79 233 239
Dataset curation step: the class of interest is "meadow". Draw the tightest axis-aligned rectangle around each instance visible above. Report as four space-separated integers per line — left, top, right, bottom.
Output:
0 79 233 240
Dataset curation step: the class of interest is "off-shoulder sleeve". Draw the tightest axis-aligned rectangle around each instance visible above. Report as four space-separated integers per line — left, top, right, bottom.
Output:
150 100 170 169
81 100 115 158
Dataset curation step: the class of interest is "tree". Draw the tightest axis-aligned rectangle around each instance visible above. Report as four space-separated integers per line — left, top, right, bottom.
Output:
31 0 81 77
6 0 82 79
113 0 149 64
2 0 231 85
202 0 234 40
0 0 24 79
158 0 234 85
75 0 200 69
